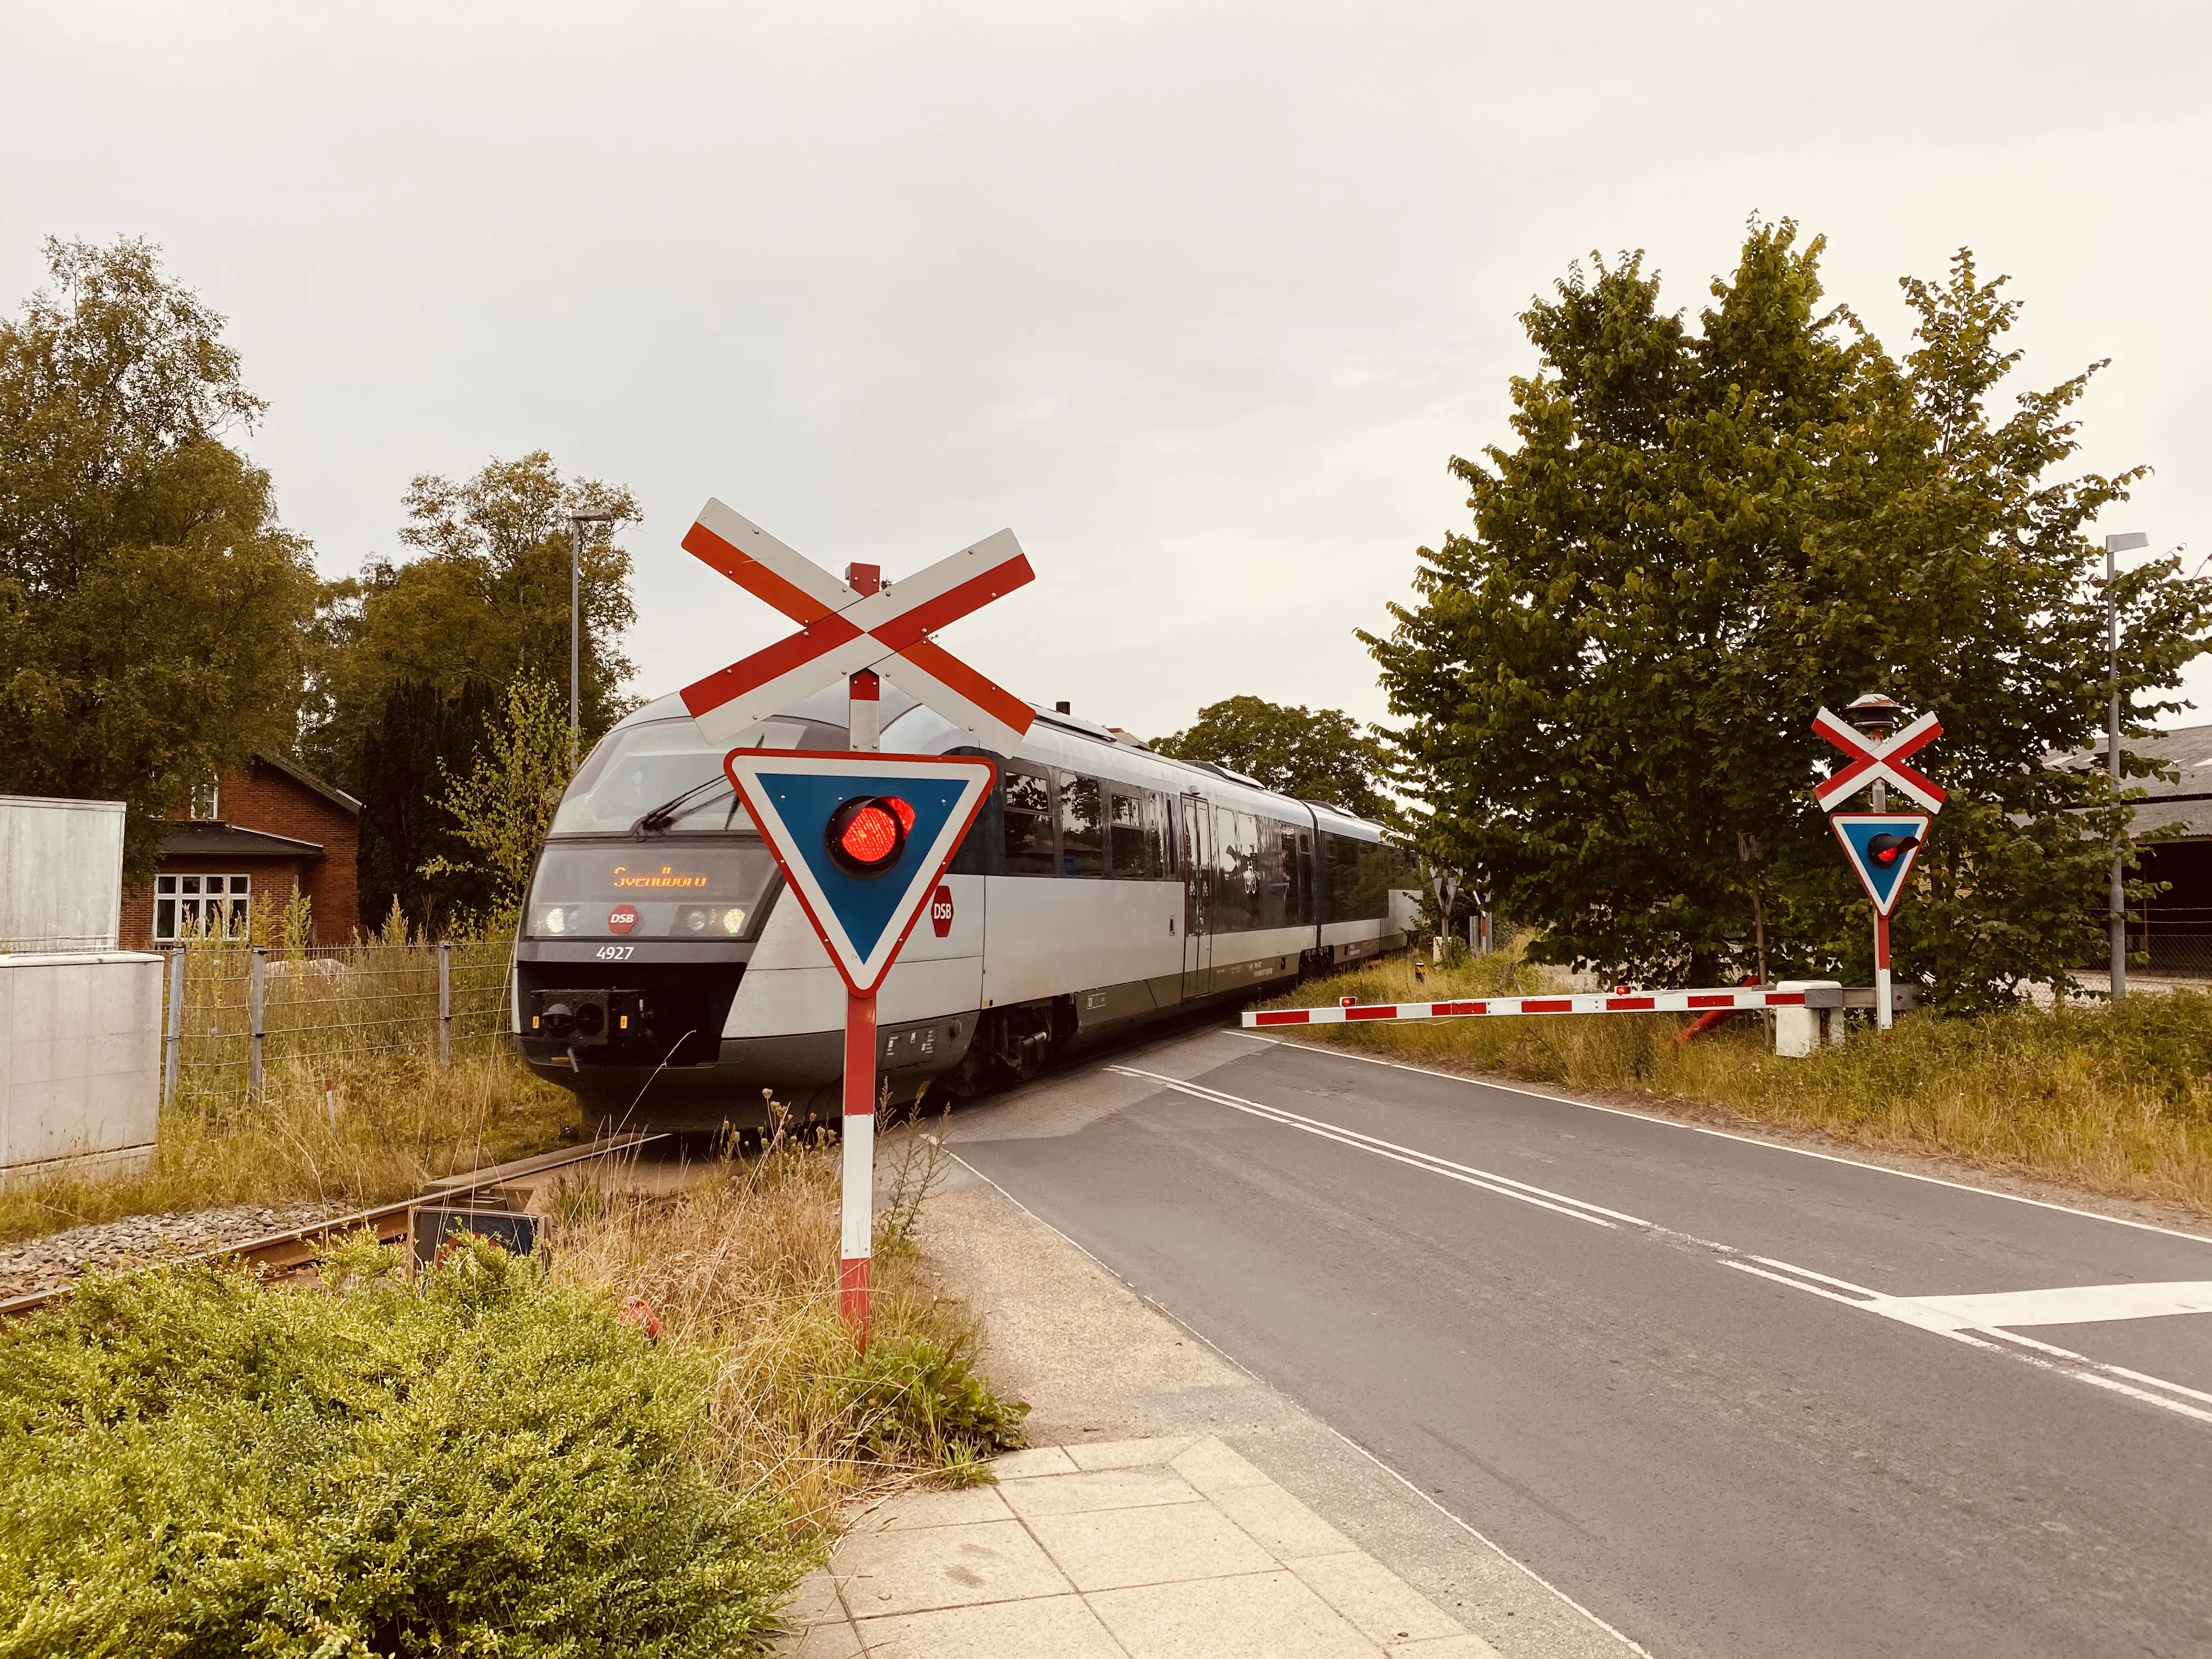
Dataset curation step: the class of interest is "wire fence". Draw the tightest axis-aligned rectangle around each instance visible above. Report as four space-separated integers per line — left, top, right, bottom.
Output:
157 936 515 1111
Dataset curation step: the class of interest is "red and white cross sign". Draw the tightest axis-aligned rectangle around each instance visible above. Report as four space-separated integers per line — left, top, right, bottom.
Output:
1812 707 1947 814
679 499 1037 753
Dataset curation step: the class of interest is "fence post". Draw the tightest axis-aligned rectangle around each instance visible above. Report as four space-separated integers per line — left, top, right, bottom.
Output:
249 946 267 1102
438 941 453 1066
163 947 184 1107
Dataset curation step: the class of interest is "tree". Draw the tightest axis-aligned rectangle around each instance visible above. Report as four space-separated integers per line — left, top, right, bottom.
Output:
304 452 637 928
0 238 318 873
418 678 574 933
1367 222 2211 1008
1153 695 1398 821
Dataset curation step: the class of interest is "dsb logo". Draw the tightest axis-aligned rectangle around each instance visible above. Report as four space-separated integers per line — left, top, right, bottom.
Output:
928 884 955 939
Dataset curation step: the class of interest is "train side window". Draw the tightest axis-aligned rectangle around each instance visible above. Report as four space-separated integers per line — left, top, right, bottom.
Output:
1144 790 1171 877
1108 787 1147 877
1058 772 1104 877
1003 767 1056 874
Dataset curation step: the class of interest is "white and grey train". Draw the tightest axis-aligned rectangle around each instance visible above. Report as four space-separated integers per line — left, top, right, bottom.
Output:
512 686 1417 1126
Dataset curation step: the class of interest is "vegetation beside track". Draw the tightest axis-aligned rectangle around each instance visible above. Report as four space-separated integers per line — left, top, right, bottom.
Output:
0 1128 1023 1655
0 1044 570 1248
1271 951 2212 1216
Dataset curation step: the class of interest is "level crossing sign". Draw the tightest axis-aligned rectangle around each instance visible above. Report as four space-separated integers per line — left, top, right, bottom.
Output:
1812 707 1946 814
679 499 1037 753
721 750 997 996
1814 699 1942 1030
1829 812 1931 917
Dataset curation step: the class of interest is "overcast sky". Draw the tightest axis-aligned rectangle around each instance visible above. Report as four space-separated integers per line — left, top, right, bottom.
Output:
5 2 2208 741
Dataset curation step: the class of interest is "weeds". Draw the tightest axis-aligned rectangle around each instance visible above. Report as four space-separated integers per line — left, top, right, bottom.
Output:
1274 950 2212 1214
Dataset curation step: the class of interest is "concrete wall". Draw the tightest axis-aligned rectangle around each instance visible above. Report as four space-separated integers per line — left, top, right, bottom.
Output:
0 952 162 1184
0 797 125 951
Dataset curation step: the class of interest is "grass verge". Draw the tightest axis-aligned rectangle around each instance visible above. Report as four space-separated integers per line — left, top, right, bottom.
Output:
0 1128 1024 1655
1273 951 2212 1216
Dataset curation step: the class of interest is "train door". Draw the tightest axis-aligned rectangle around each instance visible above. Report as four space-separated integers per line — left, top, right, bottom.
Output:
1180 793 1211 999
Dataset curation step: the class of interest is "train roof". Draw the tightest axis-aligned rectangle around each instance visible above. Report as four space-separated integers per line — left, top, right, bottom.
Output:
600 690 1395 842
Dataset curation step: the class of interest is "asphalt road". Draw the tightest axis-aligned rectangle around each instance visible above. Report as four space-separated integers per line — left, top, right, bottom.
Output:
949 1025 2212 1659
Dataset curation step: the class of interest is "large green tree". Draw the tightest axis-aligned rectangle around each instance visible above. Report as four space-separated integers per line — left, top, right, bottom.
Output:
304 452 635 929
1369 223 2210 1008
0 238 318 874
1154 695 1398 822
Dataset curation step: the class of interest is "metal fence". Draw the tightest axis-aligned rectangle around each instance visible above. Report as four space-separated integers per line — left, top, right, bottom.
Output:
157 938 514 1109
2135 905 2212 979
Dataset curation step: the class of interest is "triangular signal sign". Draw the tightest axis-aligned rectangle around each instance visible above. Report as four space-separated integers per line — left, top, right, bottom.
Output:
723 749 997 996
1829 812 1931 916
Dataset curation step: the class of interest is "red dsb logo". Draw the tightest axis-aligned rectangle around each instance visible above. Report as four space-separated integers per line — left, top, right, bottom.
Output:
929 884 955 939
607 905 639 935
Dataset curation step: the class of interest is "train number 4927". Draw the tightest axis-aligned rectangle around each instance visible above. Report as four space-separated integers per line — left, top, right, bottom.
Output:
595 945 635 961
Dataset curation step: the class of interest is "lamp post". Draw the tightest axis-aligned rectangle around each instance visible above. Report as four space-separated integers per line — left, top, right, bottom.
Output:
2104 532 2149 1000
569 510 617 768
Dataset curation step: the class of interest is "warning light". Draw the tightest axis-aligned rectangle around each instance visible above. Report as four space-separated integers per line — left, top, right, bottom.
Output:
826 795 911 877
1867 832 1920 867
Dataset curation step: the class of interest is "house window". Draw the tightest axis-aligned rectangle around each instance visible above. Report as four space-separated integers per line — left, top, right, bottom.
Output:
188 781 221 821
155 874 250 941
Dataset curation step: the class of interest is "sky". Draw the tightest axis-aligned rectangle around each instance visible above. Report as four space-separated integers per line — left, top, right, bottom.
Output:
3 2 2208 740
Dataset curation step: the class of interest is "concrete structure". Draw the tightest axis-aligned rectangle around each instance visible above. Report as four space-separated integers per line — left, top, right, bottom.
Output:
0 795 125 952
1773 979 1845 1056
121 753 361 948
0 952 162 1185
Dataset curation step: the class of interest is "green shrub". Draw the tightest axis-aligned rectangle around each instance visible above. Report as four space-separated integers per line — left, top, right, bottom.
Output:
0 1235 802 1658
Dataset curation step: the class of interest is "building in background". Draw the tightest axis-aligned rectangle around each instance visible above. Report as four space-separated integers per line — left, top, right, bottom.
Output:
120 754 360 949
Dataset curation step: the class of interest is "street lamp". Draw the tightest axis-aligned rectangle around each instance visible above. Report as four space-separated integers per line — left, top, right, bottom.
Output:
569 510 618 768
2105 530 2149 1000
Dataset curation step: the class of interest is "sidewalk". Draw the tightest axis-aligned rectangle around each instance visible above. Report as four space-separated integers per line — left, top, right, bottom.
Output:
782 1433 1496 1658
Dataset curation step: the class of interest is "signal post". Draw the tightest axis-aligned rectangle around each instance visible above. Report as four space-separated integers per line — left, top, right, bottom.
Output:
682 501 1034 1344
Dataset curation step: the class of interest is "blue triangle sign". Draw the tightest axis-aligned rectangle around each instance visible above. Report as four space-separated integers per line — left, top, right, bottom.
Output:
722 749 998 994
1829 812 1931 916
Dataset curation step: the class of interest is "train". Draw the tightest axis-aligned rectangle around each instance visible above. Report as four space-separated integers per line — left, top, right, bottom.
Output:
511 685 1418 1127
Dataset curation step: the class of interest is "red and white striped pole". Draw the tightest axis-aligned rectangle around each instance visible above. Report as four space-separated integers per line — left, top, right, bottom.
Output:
1874 912 1892 1031
840 561 882 1346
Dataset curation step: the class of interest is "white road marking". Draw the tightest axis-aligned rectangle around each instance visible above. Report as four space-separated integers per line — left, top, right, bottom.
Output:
1119 1059 2212 1430
1108 1065 1646 1229
1232 1030 2212 1247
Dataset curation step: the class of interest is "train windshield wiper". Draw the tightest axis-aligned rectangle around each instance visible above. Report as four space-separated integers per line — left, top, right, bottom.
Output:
631 778 731 837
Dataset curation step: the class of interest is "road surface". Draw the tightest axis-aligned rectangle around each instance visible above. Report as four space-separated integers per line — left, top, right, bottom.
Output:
949 1025 2212 1658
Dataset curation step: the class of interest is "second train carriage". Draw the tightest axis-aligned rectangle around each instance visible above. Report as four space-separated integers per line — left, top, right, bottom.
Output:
511 686 1417 1127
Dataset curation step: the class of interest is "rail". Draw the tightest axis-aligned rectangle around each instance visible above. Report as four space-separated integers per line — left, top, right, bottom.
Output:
0 1133 668 1320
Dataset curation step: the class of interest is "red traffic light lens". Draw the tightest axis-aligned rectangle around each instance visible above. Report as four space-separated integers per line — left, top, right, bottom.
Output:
1866 832 1920 867
826 795 912 876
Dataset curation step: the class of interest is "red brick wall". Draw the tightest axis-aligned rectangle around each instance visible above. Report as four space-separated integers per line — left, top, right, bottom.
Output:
223 759 359 944
118 758 361 949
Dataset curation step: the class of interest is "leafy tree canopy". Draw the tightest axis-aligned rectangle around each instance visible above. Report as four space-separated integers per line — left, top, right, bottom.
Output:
1154 695 1398 823
1367 221 2211 1008
0 238 318 874
304 453 637 930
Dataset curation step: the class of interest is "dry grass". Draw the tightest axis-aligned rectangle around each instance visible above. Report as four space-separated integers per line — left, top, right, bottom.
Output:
549 1118 1025 1543
1276 949 2212 1216
0 1046 572 1246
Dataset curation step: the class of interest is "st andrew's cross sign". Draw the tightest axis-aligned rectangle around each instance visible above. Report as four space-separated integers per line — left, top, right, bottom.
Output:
679 499 1037 754
1814 702 1944 1029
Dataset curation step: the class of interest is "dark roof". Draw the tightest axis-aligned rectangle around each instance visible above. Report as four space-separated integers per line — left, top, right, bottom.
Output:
158 821 323 860
251 751 362 814
2059 721 2212 838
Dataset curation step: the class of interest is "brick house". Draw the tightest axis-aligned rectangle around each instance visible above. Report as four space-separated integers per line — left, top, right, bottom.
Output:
120 753 362 949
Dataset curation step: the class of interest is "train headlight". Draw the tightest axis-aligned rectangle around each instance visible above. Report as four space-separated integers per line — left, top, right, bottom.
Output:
721 907 746 934
826 795 915 877
686 909 708 933
543 906 567 935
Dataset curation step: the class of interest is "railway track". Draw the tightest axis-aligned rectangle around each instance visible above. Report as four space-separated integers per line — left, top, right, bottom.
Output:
0 1133 672 1320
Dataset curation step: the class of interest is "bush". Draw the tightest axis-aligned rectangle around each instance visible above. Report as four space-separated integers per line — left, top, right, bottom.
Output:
0 1236 799 1658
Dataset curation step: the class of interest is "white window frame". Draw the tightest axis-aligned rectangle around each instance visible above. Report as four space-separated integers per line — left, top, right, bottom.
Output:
188 781 221 821
154 873 251 941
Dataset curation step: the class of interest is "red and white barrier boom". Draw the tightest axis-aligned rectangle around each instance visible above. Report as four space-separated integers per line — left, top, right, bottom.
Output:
1245 985 1829 1029
685 499 1030 1345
